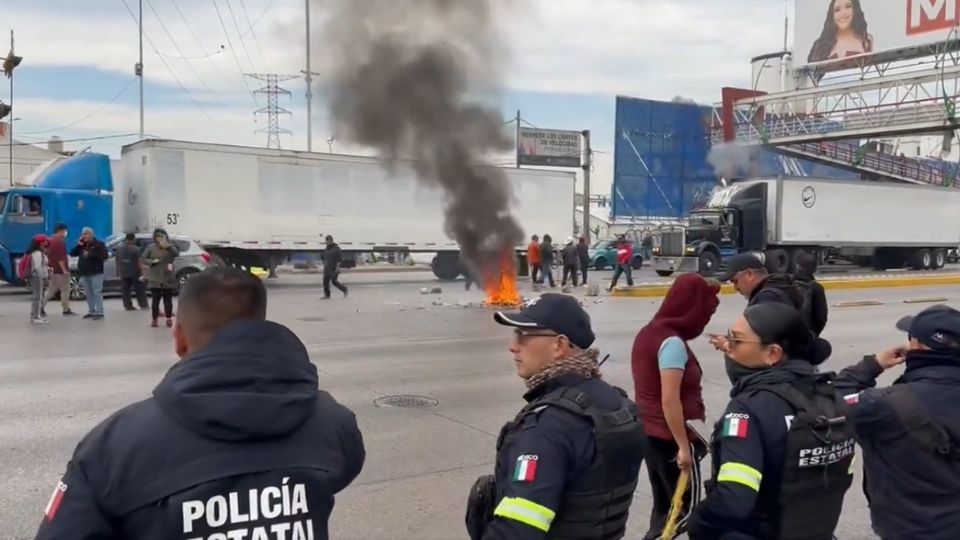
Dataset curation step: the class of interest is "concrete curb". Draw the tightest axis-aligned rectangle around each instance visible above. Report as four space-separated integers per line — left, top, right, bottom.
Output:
610 274 960 298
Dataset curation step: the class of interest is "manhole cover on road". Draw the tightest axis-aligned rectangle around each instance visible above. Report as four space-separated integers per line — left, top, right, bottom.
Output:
373 395 439 408
297 316 326 322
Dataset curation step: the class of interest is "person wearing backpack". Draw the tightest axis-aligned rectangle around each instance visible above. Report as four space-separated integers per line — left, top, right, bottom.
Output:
689 303 853 540
23 234 50 325
793 251 828 337
835 305 960 540
711 254 823 380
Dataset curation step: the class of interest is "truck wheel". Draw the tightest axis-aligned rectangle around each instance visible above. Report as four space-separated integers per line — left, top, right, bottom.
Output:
431 254 462 281
656 270 675 277
934 249 947 269
631 256 644 270
594 258 608 271
698 251 719 277
909 249 932 270
765 249 790 274
791 248 818 274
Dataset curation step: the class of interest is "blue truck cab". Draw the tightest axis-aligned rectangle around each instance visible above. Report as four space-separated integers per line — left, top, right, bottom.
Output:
0 153 113 284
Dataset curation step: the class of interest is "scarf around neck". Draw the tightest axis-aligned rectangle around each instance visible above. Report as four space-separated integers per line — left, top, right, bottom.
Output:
526 348 601 391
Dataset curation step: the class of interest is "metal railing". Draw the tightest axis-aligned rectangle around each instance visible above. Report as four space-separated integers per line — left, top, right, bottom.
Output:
784 140 958 187
712 102 953 145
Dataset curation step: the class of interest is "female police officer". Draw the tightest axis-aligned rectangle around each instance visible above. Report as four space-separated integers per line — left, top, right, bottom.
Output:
688 302 855 540
466 294 645 539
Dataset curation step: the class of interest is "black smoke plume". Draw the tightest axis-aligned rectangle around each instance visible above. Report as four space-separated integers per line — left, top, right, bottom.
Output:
320 0 522 278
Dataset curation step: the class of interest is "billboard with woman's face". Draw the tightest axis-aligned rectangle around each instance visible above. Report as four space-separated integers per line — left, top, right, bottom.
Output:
795 0 960 69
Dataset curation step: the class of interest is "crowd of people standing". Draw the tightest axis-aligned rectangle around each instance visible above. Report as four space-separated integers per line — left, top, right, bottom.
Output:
22 225 181 326
525 233 636 291
23 239 960 539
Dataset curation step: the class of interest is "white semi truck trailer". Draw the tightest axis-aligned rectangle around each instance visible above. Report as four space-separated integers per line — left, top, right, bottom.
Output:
118 139 577 279
651 177 960 276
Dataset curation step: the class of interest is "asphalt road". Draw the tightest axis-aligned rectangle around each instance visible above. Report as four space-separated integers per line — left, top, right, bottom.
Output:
1 273 957 539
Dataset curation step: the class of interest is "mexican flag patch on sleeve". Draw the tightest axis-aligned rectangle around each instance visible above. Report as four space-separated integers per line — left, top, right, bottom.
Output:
513 454 539 483
722 414 750 438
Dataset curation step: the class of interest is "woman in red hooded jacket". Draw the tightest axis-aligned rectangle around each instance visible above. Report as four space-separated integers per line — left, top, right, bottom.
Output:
631 273 720 540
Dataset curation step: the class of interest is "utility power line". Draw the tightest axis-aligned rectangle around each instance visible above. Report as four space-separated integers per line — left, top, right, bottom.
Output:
225 0 258 73
212 0 258 106
168 0 235 87
145 0 224 106
19 78 137 135
238 0 267 64
119 0 213 120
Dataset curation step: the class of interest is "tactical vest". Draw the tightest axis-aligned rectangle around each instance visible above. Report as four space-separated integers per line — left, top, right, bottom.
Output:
496 385 645 540
882 385 960 460
724 374 855 540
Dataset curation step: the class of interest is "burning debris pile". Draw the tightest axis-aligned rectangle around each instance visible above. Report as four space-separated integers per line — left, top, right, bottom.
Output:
482 255 522 307
320 0 523 307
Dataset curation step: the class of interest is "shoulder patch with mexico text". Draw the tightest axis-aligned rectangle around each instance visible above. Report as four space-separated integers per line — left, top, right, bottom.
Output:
513 454 539 483
722 413 750 438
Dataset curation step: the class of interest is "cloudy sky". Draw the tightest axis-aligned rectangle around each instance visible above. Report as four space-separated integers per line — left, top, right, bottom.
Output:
7 0 789 194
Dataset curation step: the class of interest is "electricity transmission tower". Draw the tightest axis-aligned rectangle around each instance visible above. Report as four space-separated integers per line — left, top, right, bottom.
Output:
245 73 298 149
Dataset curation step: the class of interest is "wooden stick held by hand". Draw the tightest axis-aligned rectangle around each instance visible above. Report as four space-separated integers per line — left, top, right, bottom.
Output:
661 469 690 540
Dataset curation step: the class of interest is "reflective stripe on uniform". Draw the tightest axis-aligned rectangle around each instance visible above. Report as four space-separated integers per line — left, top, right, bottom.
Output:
716 462 763 492
493 496 556 532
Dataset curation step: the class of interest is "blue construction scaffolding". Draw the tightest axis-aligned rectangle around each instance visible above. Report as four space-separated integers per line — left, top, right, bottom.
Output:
612 96 857 220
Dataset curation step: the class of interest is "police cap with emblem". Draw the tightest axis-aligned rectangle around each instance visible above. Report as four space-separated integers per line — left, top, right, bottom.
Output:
494 293 596 350
896 304 960 353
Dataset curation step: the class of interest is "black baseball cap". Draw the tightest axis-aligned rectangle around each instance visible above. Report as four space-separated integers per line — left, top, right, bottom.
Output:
718 253 766 282
895 305 960 353
494 293 596 349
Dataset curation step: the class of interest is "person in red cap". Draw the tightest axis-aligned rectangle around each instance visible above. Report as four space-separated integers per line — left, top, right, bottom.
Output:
631 273 720 539
26 234 50 324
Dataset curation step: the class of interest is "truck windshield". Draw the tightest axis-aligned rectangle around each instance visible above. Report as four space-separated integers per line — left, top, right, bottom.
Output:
0 192 6 214
690 211 724 227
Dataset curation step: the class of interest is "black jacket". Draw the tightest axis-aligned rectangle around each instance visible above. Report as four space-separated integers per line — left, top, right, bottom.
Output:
539 241 554 265
323 243 343 275
576 243 588 264
689 360 817 539
117 243 142 279
748 274 828 337
70 238 108 277
748 274 803 308
794 272 828 337
35 320 365 540
835 354 960 540
561 244 579 266
483 374 645 539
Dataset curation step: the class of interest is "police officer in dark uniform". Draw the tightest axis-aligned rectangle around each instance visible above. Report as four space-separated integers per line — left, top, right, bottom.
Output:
35 267 365 539
466 294 645 539
835 305 960 540
689 303 854 540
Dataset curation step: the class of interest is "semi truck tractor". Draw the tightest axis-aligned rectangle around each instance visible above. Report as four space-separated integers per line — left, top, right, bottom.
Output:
651 177 960 277
0 139 575 284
